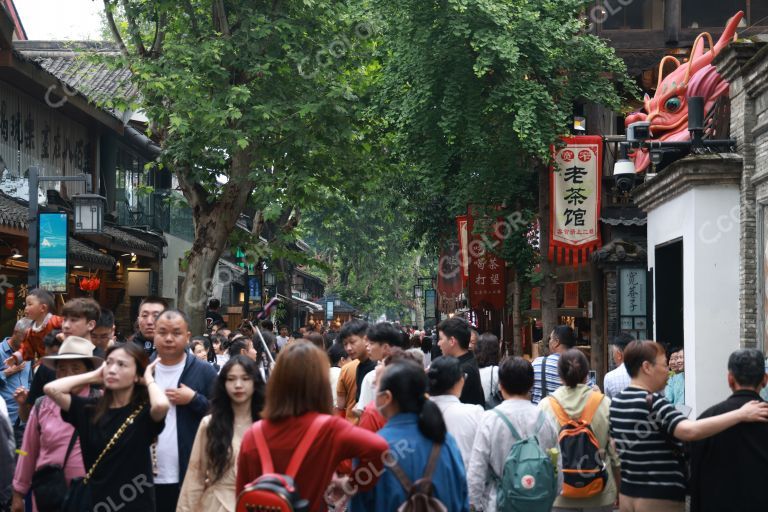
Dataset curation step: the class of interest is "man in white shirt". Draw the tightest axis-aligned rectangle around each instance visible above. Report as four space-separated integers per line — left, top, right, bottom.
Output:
153 310 217 510
355 322 407 414
428 356 484 470
603 332 634 399
276 325 290 352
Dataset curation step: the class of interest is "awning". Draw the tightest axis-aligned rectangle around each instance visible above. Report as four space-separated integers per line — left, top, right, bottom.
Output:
276 293 322 311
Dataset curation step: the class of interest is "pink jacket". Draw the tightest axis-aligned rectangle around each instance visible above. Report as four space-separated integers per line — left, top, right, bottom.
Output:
13 387 92 503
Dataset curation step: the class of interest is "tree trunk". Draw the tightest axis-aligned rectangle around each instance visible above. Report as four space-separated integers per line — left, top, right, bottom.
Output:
512 276 523 356
590 260 606 388
538 164 557 353
275 257 295 330
176 151 256 335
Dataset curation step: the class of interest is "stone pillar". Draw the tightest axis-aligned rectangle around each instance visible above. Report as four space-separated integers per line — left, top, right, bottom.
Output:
714 42 762 348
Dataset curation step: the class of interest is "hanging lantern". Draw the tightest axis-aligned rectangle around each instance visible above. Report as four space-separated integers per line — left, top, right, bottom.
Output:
79 276 101 292
5 288 15 310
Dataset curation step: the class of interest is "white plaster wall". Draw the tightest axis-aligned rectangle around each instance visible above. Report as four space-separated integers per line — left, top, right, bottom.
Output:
161 234 193 307
646 185 740 417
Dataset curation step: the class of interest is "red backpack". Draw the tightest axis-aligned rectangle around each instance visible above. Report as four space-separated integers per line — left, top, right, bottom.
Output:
237 415 330 512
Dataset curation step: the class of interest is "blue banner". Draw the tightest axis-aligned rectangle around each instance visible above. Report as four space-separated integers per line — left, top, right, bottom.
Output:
249 276 261 301
38 213 68 293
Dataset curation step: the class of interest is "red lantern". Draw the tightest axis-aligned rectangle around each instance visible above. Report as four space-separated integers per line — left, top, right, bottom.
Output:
5 288 14 310
79 276 101 292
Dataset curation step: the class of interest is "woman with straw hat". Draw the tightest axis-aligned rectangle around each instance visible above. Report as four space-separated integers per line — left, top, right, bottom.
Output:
11 336 102 512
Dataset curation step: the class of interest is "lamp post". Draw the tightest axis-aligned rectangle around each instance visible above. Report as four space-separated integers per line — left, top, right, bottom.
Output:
28 166 105 289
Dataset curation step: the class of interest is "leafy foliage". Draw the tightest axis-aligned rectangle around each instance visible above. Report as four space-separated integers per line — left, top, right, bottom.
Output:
368 0 635 256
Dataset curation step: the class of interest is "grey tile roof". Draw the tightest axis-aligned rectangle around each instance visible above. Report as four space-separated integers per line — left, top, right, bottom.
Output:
103 225 161 254
13 41 138 118
0 191 28 230
70 237 116 269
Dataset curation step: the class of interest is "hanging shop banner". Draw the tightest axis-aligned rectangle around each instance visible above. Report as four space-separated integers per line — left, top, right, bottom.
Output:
437 240 463 313
531 287 541 310
248 276 261 302
467 207 506 311
456 215 469 286
550 136 602 266
563 282 579 308
38 213 68 293
424 288 437 319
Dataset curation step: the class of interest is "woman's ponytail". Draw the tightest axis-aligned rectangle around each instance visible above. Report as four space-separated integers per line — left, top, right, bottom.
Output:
418 398 447 444
380 361 446 444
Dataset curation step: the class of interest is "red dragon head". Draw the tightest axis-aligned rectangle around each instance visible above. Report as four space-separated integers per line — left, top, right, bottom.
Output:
625 11 744 173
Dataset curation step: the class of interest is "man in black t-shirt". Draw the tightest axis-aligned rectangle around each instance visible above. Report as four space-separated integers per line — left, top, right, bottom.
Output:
690 349 768 512
205 299 224 330
437 317 485 406
131 297 167 356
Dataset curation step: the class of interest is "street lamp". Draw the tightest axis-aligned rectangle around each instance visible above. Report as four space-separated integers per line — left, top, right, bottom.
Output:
27 167 105 290
73 194 106 234
413 284 423 299
264 270 276 286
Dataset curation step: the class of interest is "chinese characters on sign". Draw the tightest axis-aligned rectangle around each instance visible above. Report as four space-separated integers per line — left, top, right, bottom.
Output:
467 207 506 310
620 268 648 340
550 137 602 265
0 84 91 199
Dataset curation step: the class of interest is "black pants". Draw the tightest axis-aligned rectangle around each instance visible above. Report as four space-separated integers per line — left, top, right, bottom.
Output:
154 483 180 511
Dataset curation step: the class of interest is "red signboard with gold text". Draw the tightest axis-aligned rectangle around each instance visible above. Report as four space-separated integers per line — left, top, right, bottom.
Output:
550 136 602 266
467 207 506 310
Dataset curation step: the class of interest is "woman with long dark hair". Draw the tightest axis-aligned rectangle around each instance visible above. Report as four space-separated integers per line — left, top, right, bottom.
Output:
44 342 170 512
351 360 469 511
178 356 264 511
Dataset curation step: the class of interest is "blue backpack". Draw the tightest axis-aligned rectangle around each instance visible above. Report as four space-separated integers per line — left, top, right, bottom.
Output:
493 410 557 512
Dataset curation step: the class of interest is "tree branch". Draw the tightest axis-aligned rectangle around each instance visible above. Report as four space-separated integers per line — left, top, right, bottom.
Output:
149 10 167 58
212 0 230 37
120 0 147 56
102 0 130 58
182 0 200 36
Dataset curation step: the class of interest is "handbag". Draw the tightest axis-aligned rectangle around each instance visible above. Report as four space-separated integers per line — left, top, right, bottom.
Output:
484 366 503 410
62 403 146 512
30 430 78 512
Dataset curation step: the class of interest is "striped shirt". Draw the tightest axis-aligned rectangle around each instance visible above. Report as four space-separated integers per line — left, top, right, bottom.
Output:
531 354 561 404
609 386 687 501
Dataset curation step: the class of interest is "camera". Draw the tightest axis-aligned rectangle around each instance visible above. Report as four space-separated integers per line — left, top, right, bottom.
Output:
626 121 651 143
613 143 636 193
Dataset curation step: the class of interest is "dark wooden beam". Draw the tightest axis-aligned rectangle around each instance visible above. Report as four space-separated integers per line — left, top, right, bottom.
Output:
665 0 681 44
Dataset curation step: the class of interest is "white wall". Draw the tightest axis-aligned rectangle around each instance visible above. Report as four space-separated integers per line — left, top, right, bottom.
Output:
646 184 740 417
161 234 193 307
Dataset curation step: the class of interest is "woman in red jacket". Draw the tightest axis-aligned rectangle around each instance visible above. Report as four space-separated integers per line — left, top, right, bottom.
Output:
236 342 389 511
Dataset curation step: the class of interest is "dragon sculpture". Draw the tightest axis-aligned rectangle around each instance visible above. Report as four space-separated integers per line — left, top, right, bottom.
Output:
626 11 744 173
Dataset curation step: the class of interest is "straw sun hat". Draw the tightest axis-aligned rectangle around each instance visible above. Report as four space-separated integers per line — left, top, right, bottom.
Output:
41 336 103 370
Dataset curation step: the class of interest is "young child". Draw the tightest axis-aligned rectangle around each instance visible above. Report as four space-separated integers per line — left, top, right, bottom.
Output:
4 289 62 365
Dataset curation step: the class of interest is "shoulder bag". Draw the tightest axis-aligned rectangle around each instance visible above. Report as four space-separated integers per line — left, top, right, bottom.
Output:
62 402 146 512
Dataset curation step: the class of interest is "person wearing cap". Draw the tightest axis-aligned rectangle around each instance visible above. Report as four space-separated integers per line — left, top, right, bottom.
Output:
603 331 635 400
11 336 102 512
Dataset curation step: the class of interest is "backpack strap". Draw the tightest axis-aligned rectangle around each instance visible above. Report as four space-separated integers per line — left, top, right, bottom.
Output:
390 443 442 494
540 356 548 399
493 409 522 440
251 414 330 478
285 414 330 477
422 443 442 480
546 397 573 427
579 392 604 425
251 422 275 474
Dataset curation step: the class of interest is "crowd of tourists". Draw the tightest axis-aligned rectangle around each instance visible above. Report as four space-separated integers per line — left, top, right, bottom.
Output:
1 290 767 512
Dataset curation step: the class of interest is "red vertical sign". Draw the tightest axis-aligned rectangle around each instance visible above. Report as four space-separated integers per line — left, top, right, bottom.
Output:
456 215 469 286
550 136 602 266
467 207 506 310
563 282 579 308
